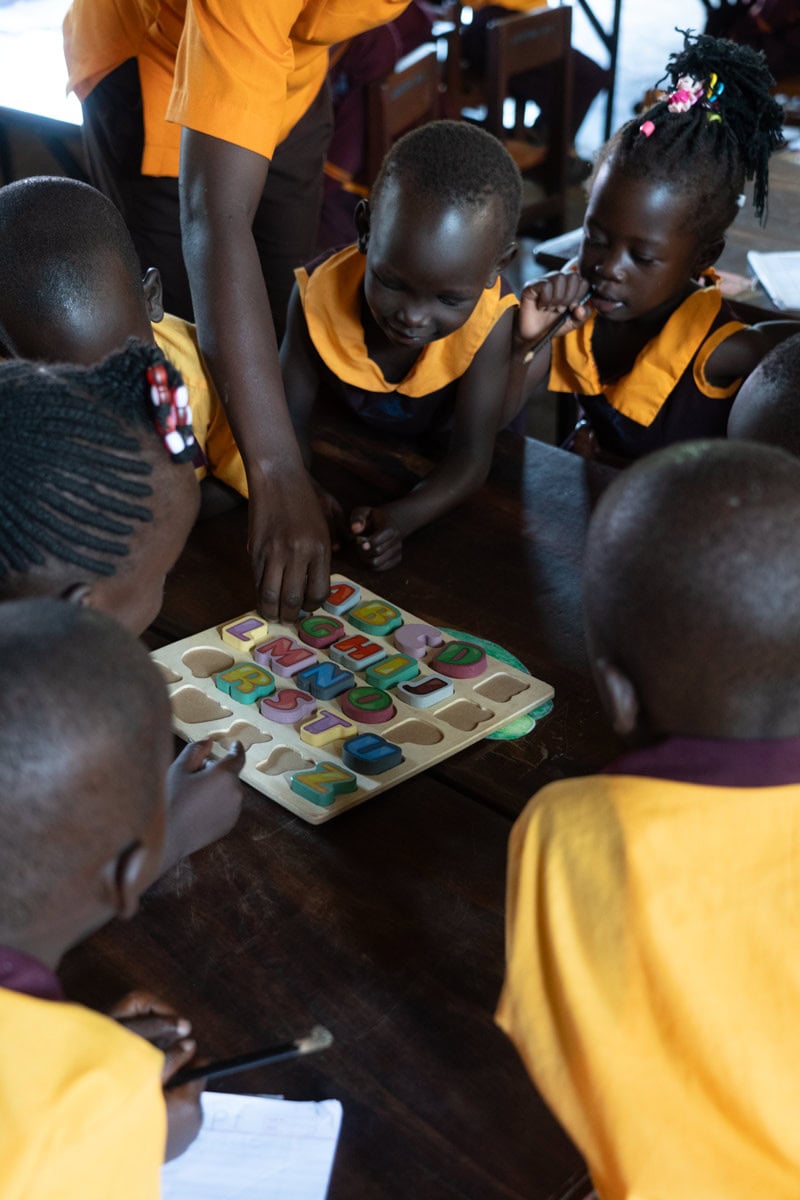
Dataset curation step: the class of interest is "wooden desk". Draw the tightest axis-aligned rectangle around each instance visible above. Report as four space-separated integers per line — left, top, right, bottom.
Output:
62 431 621 1199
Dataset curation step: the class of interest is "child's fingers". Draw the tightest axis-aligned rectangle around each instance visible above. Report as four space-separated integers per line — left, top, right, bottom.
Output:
365 526 396 550
172 739 213 775
161 1037 199 1085
211 740 245 774
349 505 371 535
121 1014 193 1048
369 541 402 571
109 990 181 1021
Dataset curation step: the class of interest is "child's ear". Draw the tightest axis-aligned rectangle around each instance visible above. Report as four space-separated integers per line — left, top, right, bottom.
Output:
142 268 165 324
61 582 94 609
495 241 518 275
103 840 149 920
593 657 641 737
355 200 371 254
694 237 725 276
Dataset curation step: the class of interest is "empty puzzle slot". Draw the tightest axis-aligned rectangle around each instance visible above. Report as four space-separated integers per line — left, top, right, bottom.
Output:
182 647 235 678
474 672 531 703
437 699 493 732
390 719 443 746
256 746 314 776
209 721 272 751
158 664 181 684
171 687 232 724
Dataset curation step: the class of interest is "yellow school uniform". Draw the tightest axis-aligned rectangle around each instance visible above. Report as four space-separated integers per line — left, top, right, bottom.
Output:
0 986 165 1198
297 244 518 397
497 737 800 1199
153 312 248 497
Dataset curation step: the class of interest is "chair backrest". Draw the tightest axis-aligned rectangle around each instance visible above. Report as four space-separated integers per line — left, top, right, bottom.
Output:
365 43 442 183
484 6 574 231
484 6 573 138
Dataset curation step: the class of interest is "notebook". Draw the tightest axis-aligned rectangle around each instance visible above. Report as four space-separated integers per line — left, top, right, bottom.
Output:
746 251 800 312
161 1092 343 1200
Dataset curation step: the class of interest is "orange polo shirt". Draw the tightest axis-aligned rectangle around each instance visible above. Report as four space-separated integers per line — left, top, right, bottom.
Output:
64 0 411 177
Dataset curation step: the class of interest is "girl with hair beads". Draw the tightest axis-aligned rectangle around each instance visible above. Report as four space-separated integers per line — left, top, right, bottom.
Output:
0 340 244 871
520 31 800 462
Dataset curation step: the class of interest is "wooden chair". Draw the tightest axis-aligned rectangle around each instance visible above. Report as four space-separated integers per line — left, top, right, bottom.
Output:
364 44 444 184
482 6 574 234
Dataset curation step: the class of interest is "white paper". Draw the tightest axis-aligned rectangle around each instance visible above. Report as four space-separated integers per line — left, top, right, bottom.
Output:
161 1092 343 1200
747 250 800 312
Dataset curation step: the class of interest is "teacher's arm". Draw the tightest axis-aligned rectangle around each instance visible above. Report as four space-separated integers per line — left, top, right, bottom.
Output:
179 128 331 621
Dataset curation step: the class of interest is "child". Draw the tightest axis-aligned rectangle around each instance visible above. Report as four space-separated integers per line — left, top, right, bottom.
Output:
0 343 244 871
282 120 560 570
727 329 800 453
0 598 204 1195
497 439 800 1198
520 31 800 462
0 175 247 500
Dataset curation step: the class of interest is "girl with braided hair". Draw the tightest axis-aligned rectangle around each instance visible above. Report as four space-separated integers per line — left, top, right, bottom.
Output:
0 339 244 871
516 30 800 463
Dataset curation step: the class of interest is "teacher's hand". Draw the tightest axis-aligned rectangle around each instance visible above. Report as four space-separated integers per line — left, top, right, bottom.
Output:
248 465 331 621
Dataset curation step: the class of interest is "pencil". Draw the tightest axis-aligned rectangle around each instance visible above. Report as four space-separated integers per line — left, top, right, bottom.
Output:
524 286 595 359
166 1024 334 1088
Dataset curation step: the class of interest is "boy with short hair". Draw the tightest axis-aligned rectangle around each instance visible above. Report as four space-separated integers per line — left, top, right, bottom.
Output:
0 175 247 499
282 119 561 570
497 439 800 1199
0 598 204 1197
727 330 800 455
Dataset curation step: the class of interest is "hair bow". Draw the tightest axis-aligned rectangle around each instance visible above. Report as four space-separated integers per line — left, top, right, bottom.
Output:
147 364 196 464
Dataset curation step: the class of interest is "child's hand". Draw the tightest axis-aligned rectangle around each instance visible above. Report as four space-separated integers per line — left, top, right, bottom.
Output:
350 506 403 571
161 1042 205 1161
164 739 245 867
110 990 204 1161
518 272 593 345
110 989 193 1046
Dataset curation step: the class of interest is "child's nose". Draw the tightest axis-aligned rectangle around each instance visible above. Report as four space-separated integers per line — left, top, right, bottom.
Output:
595 248 625 282
397 301 430 328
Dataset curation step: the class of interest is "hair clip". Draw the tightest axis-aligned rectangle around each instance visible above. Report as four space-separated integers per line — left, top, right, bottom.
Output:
667 75 705 114
705 72 725 104
639 120 656 138
736 192 747 208
147 363 196 464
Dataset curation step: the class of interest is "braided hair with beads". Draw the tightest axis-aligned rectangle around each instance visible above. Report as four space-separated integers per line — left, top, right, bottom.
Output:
593 30 784 242
0 340 187 582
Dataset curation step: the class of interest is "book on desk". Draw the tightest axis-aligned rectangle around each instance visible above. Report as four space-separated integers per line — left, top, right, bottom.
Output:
747 251 800 313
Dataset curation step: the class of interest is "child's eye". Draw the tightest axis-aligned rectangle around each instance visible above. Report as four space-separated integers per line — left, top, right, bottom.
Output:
583 232 606 250
438 295 468 307
632 253 656 266
374 271 404 291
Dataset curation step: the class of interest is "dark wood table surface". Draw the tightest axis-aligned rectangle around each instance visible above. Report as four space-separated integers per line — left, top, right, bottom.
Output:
61 428 622 1200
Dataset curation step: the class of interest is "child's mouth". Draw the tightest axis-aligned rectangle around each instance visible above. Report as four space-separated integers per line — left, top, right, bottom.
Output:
591 294 625 315
386 323 425 345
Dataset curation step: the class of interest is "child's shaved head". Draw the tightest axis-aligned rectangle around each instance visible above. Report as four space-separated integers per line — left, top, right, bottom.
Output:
0 176 154 363
585 440 800 739
0 599 171 937
370 120 522 254
727 333 800 456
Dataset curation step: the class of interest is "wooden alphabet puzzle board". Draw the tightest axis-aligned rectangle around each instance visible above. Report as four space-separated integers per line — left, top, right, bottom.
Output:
151 576 554 824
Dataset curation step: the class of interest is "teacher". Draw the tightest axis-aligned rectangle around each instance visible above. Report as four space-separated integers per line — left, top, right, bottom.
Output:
64 0 410 619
